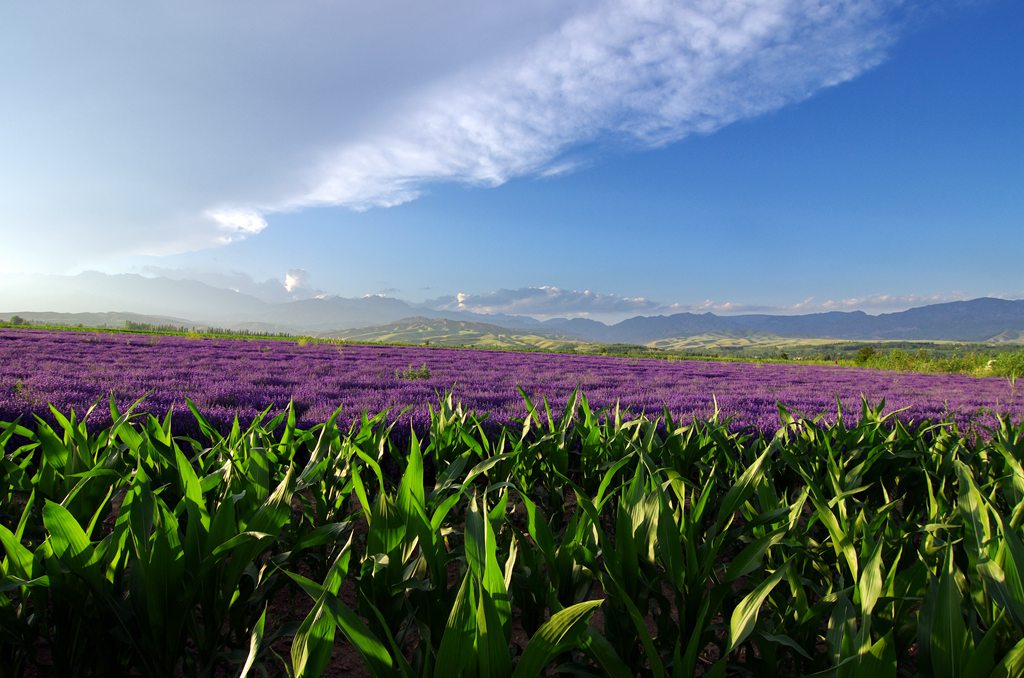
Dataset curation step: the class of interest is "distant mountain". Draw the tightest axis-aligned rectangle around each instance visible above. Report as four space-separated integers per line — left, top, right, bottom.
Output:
0 311 194 328
0 272 560 333
1 272 271 323
2 272 1022 344
0 272 432 330
265 296 426 331
989 330 1024 343
541 316 615 340
866 298 1024 341
541 298 1024 344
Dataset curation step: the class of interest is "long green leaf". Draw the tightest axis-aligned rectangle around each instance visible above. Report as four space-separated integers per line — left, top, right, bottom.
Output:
322 595 397 677
727 563 789 654
990 635 1024 678
239 605 267 678
930 548 970 678
435 572 477 677
0 524 34 579
512 599 603 678
715 445 772 526
855 631 896 678
43 500 91 563
859 536 884 618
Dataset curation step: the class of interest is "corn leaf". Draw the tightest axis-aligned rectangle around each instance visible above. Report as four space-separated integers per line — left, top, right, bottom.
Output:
930 548 970 678
727 563 789 654
239 605 267 678
989 635 1024 678
512 599 603 678
435 573 477 677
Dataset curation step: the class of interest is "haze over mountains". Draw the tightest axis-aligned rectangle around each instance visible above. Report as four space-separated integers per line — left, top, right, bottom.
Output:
2 272 1023 345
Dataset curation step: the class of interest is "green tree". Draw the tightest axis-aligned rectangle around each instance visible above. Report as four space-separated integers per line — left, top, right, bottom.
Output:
854 346 878 364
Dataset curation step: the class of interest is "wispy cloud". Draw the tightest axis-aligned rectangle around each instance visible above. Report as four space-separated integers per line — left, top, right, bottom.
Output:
1 0 906 268
663 299 785 315
0 1 580 267
801 292 972 313
283 269 309 294
665 292 986 316
204 209 269 244
440 288 1009 320
429 286 660 318
281 0 899 214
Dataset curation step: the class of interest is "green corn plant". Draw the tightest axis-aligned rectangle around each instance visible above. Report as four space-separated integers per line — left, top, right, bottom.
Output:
0 488 48 676
943 460 1024 674
287 532 405 678
508 480 601 636
0 420 35 506
4 394 1024 676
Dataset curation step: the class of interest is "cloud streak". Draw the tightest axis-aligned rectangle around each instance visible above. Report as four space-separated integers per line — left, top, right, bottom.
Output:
431 288 1011 320
429 286 660 318
285 0 898 213
205 209 269 243
0 1 579 268
665 292 980 316
1 0 906 268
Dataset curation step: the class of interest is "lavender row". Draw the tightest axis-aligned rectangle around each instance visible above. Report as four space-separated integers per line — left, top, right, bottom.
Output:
1 329 1021 434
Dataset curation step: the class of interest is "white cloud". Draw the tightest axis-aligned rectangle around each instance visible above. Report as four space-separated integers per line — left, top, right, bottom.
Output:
0 0 907 269
204 209 269 243
431 286 660 318
282 0 899 213
666 291 986 316
428 287 1018 321
284 269 310 294
801 292 970 312
663 299 788 315
0 1 579 268
136 266 321 302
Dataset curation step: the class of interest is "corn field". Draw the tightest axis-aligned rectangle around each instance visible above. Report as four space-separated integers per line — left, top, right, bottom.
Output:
2 391 1023 676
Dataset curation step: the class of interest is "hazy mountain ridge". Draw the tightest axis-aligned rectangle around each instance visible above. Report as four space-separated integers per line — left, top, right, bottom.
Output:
545 299 1024 344
0 272 549 332
2 273 1022 344
0 311 194 328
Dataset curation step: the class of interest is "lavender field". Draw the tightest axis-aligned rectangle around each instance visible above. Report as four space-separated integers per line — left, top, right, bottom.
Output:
1 328 1020 433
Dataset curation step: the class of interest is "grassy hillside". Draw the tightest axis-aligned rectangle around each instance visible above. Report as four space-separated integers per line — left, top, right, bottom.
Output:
648 334 973 358
648 332 842 353
328 316 588 351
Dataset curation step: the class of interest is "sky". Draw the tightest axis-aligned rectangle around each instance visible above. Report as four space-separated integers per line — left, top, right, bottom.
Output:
1 0 1021 321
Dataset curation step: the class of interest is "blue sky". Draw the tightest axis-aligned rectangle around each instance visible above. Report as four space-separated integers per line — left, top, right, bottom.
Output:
1 0 1021 320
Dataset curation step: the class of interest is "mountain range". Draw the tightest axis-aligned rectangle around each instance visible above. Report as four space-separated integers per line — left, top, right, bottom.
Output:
2 272 1023 345
539 297 1024 344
